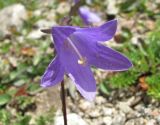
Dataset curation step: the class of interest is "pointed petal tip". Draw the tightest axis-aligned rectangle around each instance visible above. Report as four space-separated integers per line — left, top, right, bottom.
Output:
83 92 96 102
40 84 47 88
129 61 133 67
68 73 97 101
125 57 133 68
113 19 118 22
113 19 118 26
40 57 65 88
40 80 50 88
40 75 58 88
119 60 133 71
128 61 133 69
97 19 117 41
102 19 118 27
108 19 117 23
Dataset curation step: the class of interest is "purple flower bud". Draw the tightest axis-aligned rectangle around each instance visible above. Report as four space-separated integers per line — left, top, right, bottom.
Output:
73 0 101 25
79 6 101 25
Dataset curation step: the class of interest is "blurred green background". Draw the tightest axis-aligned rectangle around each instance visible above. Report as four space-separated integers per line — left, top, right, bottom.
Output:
0 0 160 124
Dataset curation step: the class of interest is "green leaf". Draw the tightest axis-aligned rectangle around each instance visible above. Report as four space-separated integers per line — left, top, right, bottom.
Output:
33 55 41 66
13 80 26 87
146 74 160 99
109 72 137 88
0 94 11 106
18 116 31 125
0 109 11 125
99 81 110 95
27 83 42 95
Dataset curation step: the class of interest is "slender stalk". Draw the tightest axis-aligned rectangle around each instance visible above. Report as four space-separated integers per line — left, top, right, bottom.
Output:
61 80 67 125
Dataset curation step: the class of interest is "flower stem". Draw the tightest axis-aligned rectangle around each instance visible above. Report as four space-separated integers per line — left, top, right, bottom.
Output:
61 80 67 125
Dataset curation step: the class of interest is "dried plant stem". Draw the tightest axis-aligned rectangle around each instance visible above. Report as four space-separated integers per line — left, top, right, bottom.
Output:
61 80 67 125
41 0 85 34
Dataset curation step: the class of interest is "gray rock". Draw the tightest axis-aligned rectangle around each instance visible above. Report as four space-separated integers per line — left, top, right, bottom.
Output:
156 115 160 124
146 119 156 125
134 104 145 113
95 96 106 105
33 9 42 17
79 100 94 112
106 0 119 15
144 108 152 115
103 116 112 125
38 0 54 7
102 107 114 116
56 2 70 14
126 118 146 125
112 112 126 125
126 111 141 120
27 19 56 39
54 113 88 125
125 119 135 125
127 96 136 106
90 118 103 125
46 10 56 21
117 102 133 114
35 19 56 28
156 0 160 3
0 4 27 37
27 30 45 39
89 109 101 118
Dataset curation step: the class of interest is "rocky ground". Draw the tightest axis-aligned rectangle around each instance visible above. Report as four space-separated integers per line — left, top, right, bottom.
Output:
54 86 160 125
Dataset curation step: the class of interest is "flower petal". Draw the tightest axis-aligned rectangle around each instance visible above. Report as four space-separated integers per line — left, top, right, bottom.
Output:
89 44 133 71
77 20 117 42
70 32 132 71
41 56 65 87
59 38 96 101
51 26 76 51
98 19 117 41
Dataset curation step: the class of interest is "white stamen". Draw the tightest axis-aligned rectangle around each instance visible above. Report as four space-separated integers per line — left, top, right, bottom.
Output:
66 38 86 65
78 57 86 65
